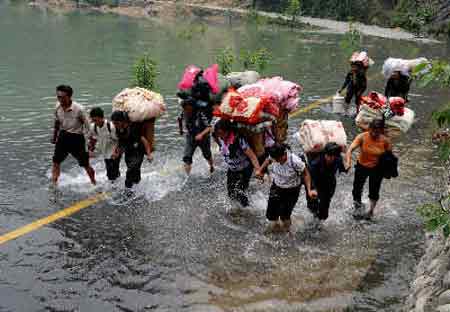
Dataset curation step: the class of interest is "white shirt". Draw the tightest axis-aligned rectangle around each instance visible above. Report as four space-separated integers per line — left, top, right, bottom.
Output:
270 152 305 188
55 101 86 135
88 119 118 159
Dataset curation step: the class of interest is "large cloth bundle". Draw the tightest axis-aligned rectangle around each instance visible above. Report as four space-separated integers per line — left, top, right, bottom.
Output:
350 51 374 68
360 92 387 110
382 57 430 79
112 87 166 122
238 76 302 112
226 71 260 88
178 64 220 94
214 89 279 125
355 104 415 137
298 120 347 153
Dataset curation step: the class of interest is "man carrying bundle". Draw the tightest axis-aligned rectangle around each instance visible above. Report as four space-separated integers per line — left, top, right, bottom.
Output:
178 100 214 175
111 111 153 189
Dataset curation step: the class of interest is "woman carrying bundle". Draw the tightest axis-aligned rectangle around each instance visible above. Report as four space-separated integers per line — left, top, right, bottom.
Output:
213 119 261 208
345 119 392 220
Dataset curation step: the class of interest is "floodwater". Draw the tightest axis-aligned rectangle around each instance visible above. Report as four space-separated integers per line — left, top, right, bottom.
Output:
1 1 450 311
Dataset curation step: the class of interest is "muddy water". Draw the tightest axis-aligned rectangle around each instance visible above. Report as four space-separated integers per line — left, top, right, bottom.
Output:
0 1 450 311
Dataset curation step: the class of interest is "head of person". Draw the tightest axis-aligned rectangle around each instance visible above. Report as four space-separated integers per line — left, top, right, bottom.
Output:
323 142 341 165
368 119 385 139
214 119 235 140
110 111 130 130
90 107 105 127
351 62 362 73
56 85 73 107
391 71 402 80
268 143 288 163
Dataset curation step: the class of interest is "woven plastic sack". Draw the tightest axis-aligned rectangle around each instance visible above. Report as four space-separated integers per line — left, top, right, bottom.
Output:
112 87 166 122
298 120 347 153
226 71 260 88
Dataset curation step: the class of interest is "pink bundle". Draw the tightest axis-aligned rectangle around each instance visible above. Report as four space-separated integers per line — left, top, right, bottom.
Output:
350 51 371 68
237 76 302 112
177 64 220 94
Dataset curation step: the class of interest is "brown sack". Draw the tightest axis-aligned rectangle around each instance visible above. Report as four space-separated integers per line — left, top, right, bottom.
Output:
238 128 265 158
142 118 155 152
274 110 288 144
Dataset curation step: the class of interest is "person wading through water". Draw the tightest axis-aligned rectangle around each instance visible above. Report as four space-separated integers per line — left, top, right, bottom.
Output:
51 85 96 186
213 119 261 209
339 61 367 115
345 119 393 220
257 143 317 232
111 111 153 190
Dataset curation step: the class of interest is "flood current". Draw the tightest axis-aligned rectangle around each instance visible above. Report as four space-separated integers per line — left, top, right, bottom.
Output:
1 1 450 311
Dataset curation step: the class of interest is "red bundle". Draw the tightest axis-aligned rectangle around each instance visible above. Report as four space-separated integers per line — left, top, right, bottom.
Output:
360 92 387 110
389 97 406 116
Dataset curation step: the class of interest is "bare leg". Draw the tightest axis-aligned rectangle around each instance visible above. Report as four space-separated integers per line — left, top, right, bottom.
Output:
84 166 96 185
367 199 377 219
52 162 61 186
208 158 214 173
281 219 292 232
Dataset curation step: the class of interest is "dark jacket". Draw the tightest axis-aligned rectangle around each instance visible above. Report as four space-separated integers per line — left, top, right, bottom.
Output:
308 153 346 187
377 151 399 179
341 71 367 105
384 75 411 101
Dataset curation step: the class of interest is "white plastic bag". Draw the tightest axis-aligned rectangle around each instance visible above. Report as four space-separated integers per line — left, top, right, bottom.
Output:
332 92 345 114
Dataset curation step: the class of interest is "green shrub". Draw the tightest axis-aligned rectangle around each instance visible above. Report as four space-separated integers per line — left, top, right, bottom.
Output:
239 48 271 73
216 47 235 75
132 54 158 90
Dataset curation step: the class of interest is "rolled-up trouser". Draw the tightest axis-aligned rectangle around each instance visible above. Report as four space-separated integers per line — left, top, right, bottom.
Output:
182 133 212 165
124 148 144 188
306 178 336 220
226 164 253 207
104 156 121 181
352 162 383 203
266 183 301 221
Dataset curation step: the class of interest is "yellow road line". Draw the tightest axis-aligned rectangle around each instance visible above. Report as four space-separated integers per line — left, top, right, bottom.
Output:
289 95 334 118
0 92 337 246
0 192 109 245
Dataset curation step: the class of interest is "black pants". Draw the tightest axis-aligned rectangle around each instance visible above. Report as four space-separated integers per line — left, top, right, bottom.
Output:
124 148 144 188
104 157 121 181
182 133 212 165
345 86 366 111
352 162 383 203
227 165 253 207
53 131 89 167
266 183 301 221
306 178 336 220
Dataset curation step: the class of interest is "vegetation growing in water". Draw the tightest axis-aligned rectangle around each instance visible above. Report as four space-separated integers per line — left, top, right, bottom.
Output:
216 47 235 75
215 47 272 74
285 0 302 26
132 54 159 90
240 48 272 73
340 21 362 54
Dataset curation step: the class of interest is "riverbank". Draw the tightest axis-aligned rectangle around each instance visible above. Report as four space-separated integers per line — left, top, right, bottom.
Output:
30 0 441 43
406 158 450 312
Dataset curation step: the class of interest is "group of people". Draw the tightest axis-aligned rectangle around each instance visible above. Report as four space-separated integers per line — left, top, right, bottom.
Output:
51 56 406 232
